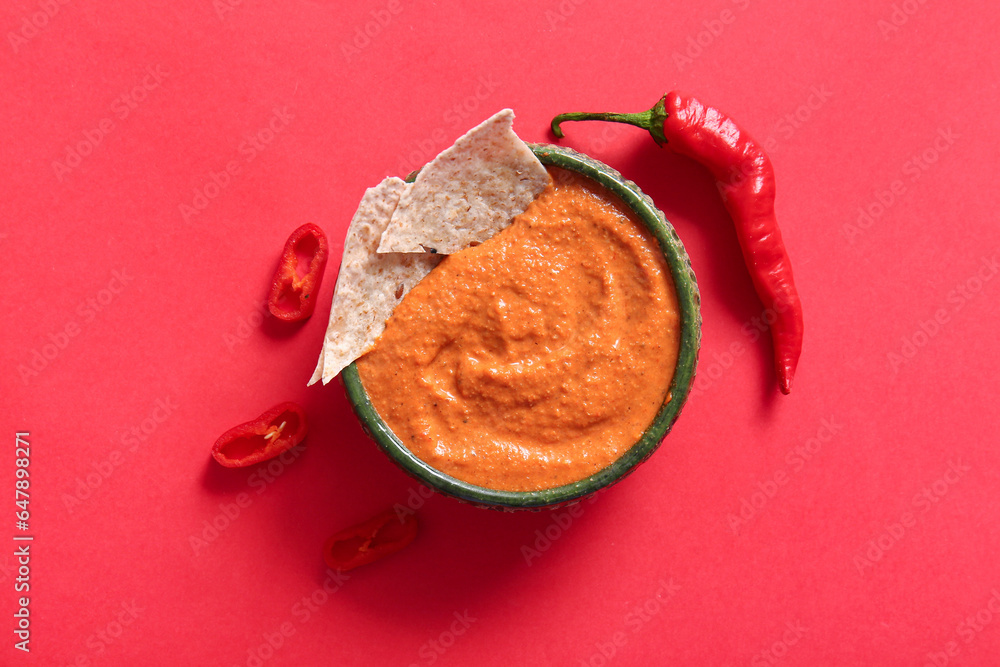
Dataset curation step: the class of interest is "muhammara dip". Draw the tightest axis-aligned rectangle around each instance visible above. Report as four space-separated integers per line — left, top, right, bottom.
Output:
357 168 681 491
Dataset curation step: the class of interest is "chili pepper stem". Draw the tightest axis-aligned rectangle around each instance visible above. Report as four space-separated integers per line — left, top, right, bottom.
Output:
551 96 669 146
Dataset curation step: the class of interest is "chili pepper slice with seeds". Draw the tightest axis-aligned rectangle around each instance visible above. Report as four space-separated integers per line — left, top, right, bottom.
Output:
212 402 308 467
322 509 419 572
268 223 329 321
552 92 804 394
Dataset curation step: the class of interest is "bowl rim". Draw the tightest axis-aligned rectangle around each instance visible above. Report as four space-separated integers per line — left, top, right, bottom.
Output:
341 143 701 509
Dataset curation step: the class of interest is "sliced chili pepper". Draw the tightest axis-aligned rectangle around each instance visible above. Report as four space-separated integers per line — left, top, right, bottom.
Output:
211 402 308 467
552 93 804 394
322 509 418 572
268 223 329 321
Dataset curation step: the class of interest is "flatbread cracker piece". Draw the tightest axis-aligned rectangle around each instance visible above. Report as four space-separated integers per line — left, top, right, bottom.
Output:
309 178 442 385
376 109 550 255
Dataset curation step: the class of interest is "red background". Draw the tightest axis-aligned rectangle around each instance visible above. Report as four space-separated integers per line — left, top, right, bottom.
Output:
3 1 999 665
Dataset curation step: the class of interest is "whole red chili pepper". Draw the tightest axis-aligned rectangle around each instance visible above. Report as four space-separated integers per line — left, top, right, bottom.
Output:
268 223 329 321
212 402 308 467
552 92 804 394
322 509 419 572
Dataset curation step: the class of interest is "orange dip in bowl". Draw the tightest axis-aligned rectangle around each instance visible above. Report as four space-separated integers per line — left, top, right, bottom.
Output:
356 167 681 492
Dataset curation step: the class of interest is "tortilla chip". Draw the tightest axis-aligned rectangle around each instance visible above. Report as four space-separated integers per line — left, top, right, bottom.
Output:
309 177 442 385
376 109 550 255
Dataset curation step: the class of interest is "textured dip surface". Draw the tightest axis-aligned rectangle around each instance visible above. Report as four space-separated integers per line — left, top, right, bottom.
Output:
356 168 681 491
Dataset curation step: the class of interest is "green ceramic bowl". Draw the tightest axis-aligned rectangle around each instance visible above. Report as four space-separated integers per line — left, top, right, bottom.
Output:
341 144 701 510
